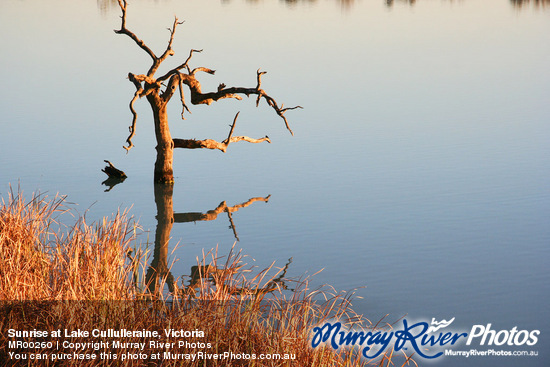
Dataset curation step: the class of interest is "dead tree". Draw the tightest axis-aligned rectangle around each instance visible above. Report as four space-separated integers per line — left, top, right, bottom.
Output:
115 0 301 183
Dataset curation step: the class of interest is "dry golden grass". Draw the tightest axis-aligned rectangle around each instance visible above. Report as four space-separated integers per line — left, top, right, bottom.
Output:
0 190 135 301
0 191 415 367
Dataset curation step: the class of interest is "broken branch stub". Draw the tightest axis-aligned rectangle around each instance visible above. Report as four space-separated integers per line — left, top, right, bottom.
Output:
102 160 127 179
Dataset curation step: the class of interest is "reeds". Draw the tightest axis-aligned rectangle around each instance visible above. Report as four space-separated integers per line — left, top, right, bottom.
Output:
0 191 414 366
0 190 135 300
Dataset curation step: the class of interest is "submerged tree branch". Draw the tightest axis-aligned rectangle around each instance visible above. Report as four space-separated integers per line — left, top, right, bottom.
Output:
102 160 127 179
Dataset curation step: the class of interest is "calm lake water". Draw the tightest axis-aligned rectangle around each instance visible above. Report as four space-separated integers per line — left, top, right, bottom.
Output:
1 0 549 365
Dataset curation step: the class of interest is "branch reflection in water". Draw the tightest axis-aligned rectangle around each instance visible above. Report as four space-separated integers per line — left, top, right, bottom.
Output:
101 177 126 192
136 184 291 298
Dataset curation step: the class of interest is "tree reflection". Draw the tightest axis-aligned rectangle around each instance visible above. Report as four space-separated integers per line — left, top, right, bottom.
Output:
101 177 126 192
145 184 175 294
98 0 356 12
385 0 416 7
97 0 172 16
143 184 288 297
510 0 550 8
386 0 550 8
98 0 550 13
97 0 119 16
183 256 293 297
173 195 270 241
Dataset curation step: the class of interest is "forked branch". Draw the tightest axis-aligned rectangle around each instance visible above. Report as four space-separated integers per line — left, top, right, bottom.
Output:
175 70 302 135
115 0 183 77
172 112 271 153
115 0 157 66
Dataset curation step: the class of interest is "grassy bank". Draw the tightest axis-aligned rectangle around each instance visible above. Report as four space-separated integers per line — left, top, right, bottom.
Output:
0 191 412 366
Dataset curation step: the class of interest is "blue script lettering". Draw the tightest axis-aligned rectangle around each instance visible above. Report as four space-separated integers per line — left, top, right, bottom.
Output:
422 330 467 346
394 320 438 357
394 320 466 359
311 322 394 359
361 331 394 359
311 319 467 360
311 322 342 349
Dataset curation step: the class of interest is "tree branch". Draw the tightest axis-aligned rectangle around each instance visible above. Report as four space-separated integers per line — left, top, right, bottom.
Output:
224 111 239 143
115 0 157 64
115 0 185 78
158 18 182 62
156 49 203 83
178 74 191 119
177 70 301 135
148 17 184 76
102 160 127 179
159 61 300 134
161 73 181 102
172 112 270 152
124 88 142 152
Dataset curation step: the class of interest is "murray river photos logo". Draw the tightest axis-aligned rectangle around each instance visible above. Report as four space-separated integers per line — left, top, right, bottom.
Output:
310 317 540 360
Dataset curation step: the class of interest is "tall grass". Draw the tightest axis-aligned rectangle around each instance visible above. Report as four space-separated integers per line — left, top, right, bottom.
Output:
0 190 135 300
0 191 414 366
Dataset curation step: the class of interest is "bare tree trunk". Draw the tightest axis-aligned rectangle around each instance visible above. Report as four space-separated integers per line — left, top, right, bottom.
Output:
148 96 174 183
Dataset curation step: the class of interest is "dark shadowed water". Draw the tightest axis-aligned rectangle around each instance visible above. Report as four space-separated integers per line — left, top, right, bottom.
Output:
1 0 549 365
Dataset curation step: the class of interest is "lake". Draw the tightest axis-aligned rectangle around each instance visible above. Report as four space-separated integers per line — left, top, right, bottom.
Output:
1 0 549 365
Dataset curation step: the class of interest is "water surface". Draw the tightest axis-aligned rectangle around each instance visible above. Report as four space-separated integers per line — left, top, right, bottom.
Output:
1 0 549 365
